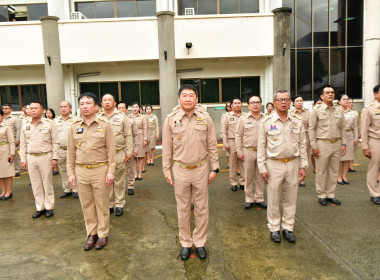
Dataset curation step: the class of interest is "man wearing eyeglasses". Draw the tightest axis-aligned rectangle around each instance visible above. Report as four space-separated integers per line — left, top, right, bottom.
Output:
257 90 307 243
309 85 346 206
235 95 267 210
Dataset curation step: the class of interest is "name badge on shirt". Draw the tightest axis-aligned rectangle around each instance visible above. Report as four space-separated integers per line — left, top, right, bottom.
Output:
247 122 252 124
174 119 182 127
94 127 103 133
26 126 31 131
230 117 235 121
270 124 277 131
196 118 206 125
375 109 380 115
76 128 84 134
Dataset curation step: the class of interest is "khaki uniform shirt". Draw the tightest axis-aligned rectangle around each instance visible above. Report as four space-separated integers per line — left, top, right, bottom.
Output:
0 122 15 155
128 114 148 141
20 118 59 162
98 110 133 155
3 114 20 142
343 109 358 140
54 114 79 149
290 108 310 134
222 111 246 147
126 114 139 153
148 114 159 138
235 112 264 157
361 100 380 150
67 116 116 176
257 112 308 173
308 103 347 149
162 108 219 178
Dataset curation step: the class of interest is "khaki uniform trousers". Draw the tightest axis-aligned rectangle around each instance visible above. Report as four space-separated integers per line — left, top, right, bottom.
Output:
75 164 110 238
228 139 245 186
366 137 380 198
58 148 76 193
27 153 54 211
109 150 126 208
266 158 299 232
243 148 264 203
173 163 209 248
125 157 135 190
315 140 341 198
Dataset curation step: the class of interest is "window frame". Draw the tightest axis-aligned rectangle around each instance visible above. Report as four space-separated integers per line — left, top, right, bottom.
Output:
177 0 259 15
0 84 47 110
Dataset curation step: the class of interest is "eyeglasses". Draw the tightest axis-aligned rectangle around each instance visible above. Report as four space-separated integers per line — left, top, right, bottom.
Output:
249 101 261 105
274 98 291 103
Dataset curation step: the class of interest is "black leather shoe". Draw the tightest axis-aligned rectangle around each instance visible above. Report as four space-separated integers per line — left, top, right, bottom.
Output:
115 207 123 216
348 168 356 173
110 208 114 214
128 189 134 196
231 185 238 192
53 170 59 176
1 193 13 200
180 247 191 260
270 231 281 243
299 182 306 187
327 197 341 205
45 209 54 218
73 192 79 198
32 210 46 218
371 197 380 205
240 185 245 190
15 172 20 177
337 181 344 185
342 179 350 185
60 192 72 198
256 201 267 209
245 202 253 209
282 229 296 243
319 198 327 206
196 247 207 259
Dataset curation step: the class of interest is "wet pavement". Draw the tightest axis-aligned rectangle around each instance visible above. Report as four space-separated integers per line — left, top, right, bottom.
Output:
1 145 379 279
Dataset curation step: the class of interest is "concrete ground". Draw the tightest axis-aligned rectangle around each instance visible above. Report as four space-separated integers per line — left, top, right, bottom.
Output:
0 146 379 280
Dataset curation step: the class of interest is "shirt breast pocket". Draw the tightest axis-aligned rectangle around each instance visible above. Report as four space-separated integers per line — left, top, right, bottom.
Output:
172 126 186 143
267 129 281 145
195 125 207 140
73 133 85 147
290 128 301 140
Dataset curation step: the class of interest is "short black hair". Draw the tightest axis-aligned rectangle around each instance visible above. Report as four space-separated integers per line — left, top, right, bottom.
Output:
101 93 115 101
338 94 348 101
30 101 43 109
45 108 56 119
145 104 153 112
266 102 274 108
247 95 262 104
313 97 322 105
117 101 127 107
320 84 334 95
1 104 12 109
225 101 231 111
231 97 242 103
291 95 303 103
78 92 98 105
178 84 198 96
22 103 29 107
373 85 380 93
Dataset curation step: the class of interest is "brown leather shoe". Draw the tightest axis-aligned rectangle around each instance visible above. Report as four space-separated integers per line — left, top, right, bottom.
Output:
84 234 98 250
95 237 108 250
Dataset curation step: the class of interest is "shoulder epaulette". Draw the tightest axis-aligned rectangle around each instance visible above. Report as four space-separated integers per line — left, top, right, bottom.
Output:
290 112 302 120
261 114 272 123
365 103 374 108
45 118 53 123
314 104 321 109
97 115 110 123
240 112 246 118
167 111 176 117
289 108 295 113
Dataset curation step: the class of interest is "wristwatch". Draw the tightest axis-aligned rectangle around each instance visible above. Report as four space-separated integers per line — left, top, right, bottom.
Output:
212 169 219 174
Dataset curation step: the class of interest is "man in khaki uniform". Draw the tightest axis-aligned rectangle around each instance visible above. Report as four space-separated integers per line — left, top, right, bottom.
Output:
55 101 79 199
68 93 116 250
257 90 307 243
162 84 219 260
361 85 380 205
236 95 267 209
20 101 59 218
100 94 133 216
222 97 245 191
2 104 21 177
309 85 346 206
117 102 138 195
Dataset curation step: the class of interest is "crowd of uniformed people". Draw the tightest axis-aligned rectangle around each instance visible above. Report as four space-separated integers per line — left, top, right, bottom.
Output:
0 83 379 259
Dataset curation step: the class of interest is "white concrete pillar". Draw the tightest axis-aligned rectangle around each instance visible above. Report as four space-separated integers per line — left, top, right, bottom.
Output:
363 0 380 105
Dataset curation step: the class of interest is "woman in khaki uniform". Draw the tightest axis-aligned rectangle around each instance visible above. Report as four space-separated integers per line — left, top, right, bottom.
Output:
0 109 15 200
145 105 159 165
337 94 358 185
221 101 232 168
130 102 148 180
347 98 360 172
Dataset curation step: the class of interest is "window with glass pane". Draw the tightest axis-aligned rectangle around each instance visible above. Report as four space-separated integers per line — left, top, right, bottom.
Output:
8 5 27 21
39 85 48 109
137 0 155 17
346 47 362 99
241 77 260 102
347 0 363 46
220 0 238 14
198 0 217 15
100 83 119 102
178 0 197 15
121 82 140 105
297 49 312 100
313 0 329 47
95 2 115 18
0 6 7 22
200 79 219 103
330 0 346 47
290 50 296 96
80 83 99 99
240 0 258 13
141 81 159 105
117 1 136 17
180 79 200 94
283 0 295 48
21 85 40 106
0 86 19 110
28 4 48 20
296 1 312 48
76 2 95 19
330 48 345 95
222 78 240 102
313 48 329 98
